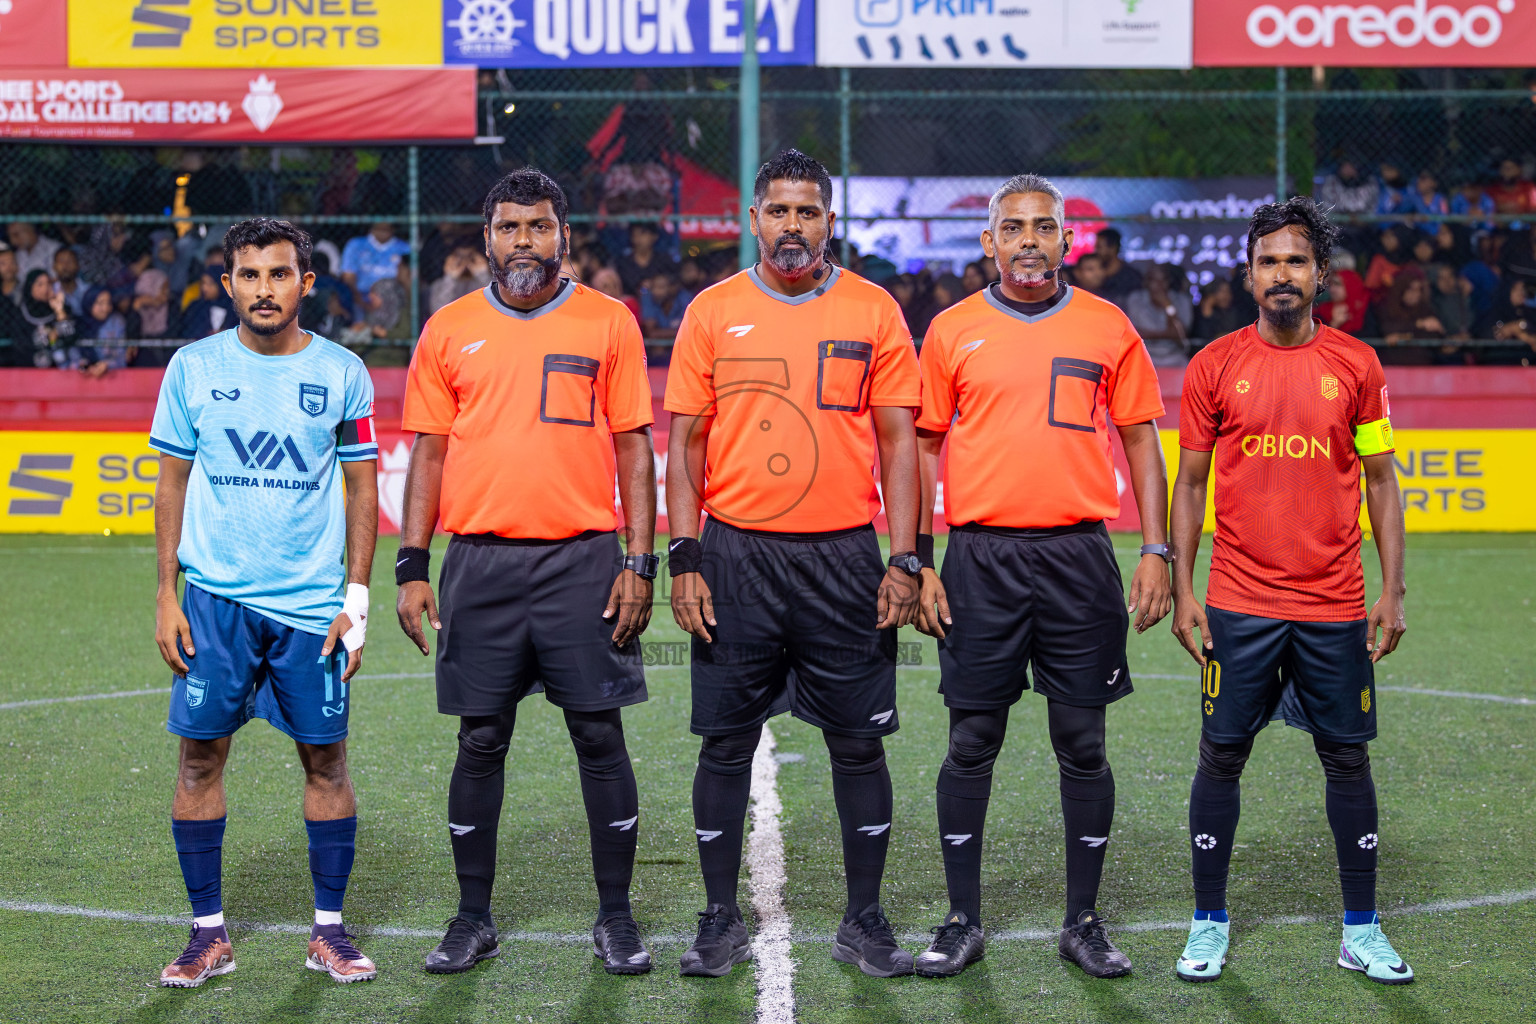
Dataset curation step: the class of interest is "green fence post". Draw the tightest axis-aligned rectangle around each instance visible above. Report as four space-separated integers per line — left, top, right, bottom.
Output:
840 66 852 265
1275 66 1288 201
738 0 759 271
408 144 421 343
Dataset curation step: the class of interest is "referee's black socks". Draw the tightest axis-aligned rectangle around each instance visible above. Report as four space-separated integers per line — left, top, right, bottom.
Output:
825 734 893 921
693 731 758 911
565 709 640 916
1049 702 1115 927
449 710 517 919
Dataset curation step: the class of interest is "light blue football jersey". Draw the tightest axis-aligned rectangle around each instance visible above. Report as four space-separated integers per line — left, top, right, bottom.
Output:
149 330 377 635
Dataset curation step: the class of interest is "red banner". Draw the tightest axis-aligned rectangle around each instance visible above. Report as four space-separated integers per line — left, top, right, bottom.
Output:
1194 0 1536 66
0 1 65 68
0 67 476 143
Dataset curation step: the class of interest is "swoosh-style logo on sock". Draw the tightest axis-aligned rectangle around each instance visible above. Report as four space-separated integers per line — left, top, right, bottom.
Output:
695 829 723 842
449 823 476 836
1080 835 1108 847
943 833 972 845
857 823 891 836
609 816 638 831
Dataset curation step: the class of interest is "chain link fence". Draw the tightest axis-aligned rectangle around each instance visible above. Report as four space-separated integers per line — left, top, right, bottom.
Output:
3 66 1534 366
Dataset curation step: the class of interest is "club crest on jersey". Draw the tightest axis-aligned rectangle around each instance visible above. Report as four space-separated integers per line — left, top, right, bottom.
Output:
1321 374 1339 401
299 383 328 418
1361 688 1371 713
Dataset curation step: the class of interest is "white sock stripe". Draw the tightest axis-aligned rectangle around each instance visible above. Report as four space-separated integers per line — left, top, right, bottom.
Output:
746 723 795 1024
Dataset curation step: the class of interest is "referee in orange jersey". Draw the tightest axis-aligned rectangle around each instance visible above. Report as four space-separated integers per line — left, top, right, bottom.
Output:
666 150 922 979
394 169 659 976
911 174 1172 979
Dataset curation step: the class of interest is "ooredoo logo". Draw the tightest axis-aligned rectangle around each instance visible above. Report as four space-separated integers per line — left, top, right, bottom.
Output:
1245 0 1515 49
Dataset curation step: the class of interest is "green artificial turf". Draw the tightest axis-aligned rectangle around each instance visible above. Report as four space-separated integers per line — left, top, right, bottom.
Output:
0 533 1532 1023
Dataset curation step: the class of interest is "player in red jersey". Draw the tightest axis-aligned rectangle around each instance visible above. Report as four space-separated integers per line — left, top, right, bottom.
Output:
1169 197 1411 986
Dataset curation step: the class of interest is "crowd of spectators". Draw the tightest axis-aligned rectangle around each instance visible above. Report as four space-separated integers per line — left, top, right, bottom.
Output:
8 156 1536 373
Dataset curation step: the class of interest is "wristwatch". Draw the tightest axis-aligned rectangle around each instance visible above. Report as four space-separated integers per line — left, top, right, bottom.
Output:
1139 543 1173 563
624 553 660 580
888 552 923 577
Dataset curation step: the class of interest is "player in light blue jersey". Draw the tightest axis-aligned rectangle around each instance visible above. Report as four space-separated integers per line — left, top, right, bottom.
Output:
150 219 381 988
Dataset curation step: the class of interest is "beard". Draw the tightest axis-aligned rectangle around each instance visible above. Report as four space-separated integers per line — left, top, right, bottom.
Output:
759 232 824 278
996 247 1057 290
490 239 566 299
238 301 297 337
1260 286 1312 331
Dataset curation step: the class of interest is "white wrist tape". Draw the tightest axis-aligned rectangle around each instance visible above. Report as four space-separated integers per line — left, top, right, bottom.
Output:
341 583 369 652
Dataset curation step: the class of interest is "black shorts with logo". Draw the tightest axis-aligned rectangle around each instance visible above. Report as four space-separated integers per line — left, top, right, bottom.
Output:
936 521 1132 710
689 519 899 738
1200 604 1376 744
435 531 647 716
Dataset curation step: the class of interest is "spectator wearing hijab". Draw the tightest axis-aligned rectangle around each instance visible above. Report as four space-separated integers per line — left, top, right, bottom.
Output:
19 268 80 367
178 269 235 340
1364 227 1415 300
77 285 131 376
1375 274 1443 365
1316 267 1371 336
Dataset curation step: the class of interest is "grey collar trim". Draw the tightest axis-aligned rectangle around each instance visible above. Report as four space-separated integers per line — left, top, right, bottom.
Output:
983 284 1075 325
746 263 842 305
482 278 573 321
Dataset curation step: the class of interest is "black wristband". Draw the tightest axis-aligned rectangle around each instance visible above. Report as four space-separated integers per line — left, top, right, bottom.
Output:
395 546 430 585
667 536 703 576
916 533 935 570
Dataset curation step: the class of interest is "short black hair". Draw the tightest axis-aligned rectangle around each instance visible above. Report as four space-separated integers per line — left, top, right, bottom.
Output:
1097 227 1123 250
753 149 833 210
223 218 313 276
483 167 568 228
1245 195 1340 267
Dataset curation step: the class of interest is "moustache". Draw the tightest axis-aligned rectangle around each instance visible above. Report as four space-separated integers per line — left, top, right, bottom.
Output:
1266 285 1302 297
249 302 281 312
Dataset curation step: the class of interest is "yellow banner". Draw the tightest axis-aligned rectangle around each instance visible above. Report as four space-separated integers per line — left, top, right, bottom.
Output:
68 0 441 68
1161 429 1536 533
2 429 1532 534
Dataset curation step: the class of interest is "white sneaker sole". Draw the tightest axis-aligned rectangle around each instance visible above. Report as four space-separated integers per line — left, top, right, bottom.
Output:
306 953 378 983
1337 956 1413 985
160 960 236 988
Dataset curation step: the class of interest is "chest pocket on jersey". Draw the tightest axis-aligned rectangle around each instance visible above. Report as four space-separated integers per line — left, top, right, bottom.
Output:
1048 356 1106 433
540 353 600 427
816 340 873 412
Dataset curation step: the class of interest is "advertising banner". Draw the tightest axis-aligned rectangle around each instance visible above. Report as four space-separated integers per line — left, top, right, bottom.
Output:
68 0 442 68
443 0 815 66
832 175 1276 282
6 428 1530 534
0 67 478 143
1193 0 1536 66
0 0 66 67
816 0 1192 68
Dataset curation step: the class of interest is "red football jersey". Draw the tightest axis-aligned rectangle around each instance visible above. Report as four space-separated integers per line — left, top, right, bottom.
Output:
1180 323 1394 622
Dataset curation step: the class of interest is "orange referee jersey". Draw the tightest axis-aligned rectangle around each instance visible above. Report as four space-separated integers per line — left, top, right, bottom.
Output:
403 281 653 539
664 265 920 532
918 285 1165 528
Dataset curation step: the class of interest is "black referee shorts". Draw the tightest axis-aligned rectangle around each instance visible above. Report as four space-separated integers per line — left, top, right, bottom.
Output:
1201 605 1377 744
689 519 899 738
434 531 647 716
936 521 1132 710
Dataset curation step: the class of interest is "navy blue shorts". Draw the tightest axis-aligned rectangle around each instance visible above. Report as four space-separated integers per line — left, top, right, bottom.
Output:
167 584 349 745
1201 604 1377 744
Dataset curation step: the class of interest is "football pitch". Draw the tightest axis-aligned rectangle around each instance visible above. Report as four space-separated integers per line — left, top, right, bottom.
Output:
2 532 1533 1024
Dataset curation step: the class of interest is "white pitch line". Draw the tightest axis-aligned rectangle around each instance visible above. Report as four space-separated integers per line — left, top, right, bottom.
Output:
8 887 1536 949
1378 685 1536 706
746 723 795 1024
0 672 435 711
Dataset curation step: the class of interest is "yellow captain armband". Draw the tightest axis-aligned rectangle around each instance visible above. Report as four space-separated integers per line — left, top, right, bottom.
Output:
1353 417 1395 456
